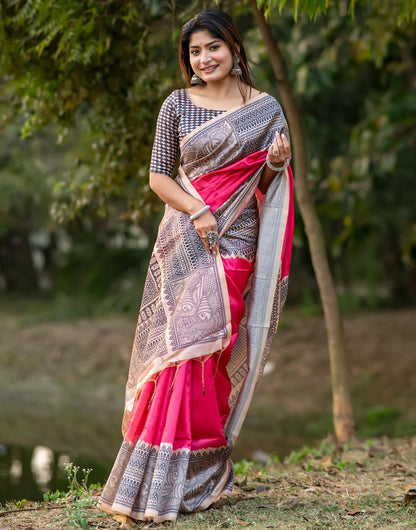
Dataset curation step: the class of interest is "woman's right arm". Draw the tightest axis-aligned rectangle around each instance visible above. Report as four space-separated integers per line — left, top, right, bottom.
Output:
149 173 218 253
149 171 204 216
149 94 218 252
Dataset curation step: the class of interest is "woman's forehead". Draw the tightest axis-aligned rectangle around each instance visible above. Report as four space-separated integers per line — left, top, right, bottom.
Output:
189 29 222 47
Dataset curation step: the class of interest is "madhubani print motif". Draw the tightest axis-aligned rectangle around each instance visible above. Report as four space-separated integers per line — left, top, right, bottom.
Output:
125 204 229 407
100 441 190 521
166 266 227 349
225 309 249 413
181 94 288 181
149 89 225 177
216 194 259 263
157 210 228 352
98 440 233 521
181 440 234 512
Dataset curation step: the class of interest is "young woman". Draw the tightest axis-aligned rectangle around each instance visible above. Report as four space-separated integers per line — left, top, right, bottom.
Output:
98 9 294 523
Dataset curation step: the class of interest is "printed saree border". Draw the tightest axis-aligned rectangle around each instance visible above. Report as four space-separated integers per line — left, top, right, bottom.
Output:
179 91 270 149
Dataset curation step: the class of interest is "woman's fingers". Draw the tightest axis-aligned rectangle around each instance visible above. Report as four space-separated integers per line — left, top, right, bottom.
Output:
193 212 219 255
281 134 291 158
268 133 291 166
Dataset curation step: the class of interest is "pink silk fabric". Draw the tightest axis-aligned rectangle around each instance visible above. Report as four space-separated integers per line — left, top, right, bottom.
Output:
191 149 267 211
124 257 253 453
123 151 265 460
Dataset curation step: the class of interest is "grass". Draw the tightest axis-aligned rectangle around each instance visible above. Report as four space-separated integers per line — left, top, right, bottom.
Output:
1 436 415 529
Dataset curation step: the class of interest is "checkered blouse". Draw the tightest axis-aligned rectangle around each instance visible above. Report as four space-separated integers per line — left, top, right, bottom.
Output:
149 89 225 177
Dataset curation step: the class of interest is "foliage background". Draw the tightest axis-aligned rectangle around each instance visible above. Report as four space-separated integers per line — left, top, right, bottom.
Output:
0 0 415 313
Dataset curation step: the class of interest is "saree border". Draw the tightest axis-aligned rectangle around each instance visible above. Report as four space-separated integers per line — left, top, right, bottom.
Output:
179 91 270 149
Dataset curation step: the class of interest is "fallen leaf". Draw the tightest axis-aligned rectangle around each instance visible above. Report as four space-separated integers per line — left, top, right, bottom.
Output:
304 487 318 493
404 485 416 505
240 484 256 492
319 455 333 467
279 498 302 510
112 514 136 528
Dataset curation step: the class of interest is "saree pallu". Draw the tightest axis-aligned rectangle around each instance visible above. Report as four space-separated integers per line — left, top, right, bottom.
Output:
98 92 294 522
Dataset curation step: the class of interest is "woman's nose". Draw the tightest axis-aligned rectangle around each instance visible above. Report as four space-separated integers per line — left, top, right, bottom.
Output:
200 50 212 63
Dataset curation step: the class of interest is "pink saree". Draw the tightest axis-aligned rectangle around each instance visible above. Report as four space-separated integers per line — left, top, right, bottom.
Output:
98 92 294 522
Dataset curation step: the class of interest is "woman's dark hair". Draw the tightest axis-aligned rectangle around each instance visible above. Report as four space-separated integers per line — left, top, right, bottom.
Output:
179 10 254 101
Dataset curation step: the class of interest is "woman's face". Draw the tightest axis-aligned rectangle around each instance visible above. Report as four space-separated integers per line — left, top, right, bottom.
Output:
189 29 234 85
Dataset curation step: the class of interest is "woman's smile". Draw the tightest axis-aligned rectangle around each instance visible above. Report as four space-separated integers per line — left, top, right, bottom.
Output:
189 29 234 84
201 65 218 73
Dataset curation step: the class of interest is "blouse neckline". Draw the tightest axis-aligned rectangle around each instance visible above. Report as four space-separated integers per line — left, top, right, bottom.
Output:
184 88 263 113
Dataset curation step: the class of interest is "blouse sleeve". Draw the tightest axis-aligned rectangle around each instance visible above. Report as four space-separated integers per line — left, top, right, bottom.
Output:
149 92 179 177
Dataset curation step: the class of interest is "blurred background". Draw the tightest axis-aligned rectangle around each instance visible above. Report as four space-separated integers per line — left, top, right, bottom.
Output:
0 0 415 504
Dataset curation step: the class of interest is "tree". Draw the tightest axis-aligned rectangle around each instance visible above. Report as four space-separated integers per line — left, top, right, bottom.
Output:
250 0 415 443
251 0 354 443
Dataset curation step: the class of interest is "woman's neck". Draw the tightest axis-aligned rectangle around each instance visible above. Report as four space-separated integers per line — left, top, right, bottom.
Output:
189 78 253 109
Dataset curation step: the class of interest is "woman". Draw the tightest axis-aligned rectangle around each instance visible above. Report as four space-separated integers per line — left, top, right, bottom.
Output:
98 9 294 523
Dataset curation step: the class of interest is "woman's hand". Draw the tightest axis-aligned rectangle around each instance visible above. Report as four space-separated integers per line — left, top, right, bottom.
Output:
193 210 219 255
267 132 291 168
258 132 291 193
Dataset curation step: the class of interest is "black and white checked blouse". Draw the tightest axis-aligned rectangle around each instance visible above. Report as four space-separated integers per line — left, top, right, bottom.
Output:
149 89 225 177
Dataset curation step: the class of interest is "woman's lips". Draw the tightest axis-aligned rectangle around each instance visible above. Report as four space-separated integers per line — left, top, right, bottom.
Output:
201 65 218 73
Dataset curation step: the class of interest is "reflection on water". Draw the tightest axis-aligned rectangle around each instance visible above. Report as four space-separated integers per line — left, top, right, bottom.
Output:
0 443 116 503
0 388 126 504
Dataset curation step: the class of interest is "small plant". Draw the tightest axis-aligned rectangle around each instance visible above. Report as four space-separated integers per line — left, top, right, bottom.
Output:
234 459 253 476
43 489 68 502
285 444 311 464
14 499 27 509
65 463 93 496
66 495 95 530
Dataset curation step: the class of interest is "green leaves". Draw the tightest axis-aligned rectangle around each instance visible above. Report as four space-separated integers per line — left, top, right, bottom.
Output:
257 0 415 23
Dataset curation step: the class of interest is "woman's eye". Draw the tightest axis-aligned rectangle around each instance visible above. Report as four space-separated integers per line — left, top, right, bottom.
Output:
191 50 199 56
210 45 219 51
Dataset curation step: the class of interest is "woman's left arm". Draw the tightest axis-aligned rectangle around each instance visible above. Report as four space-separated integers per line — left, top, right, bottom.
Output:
258 132 291 194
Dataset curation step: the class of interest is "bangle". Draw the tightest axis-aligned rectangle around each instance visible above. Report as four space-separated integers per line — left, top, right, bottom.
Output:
266 156 290 172
190 204 210 221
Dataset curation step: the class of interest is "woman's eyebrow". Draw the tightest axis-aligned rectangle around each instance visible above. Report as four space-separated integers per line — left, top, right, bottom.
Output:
189 39 222 49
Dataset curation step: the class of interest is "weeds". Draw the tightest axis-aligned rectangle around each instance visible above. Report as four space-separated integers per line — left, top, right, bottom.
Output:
43 489 68 502
234 459 253 476
65 463 93 495
66 494 95 530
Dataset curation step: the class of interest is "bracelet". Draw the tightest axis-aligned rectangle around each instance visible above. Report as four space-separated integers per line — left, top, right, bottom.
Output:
190 204 210 221
266 156 290 172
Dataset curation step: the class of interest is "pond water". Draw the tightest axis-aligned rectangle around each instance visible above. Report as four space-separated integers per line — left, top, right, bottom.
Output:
0 392 125 504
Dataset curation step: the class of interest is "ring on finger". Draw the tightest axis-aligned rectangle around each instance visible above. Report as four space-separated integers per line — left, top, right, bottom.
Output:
203 230 218 246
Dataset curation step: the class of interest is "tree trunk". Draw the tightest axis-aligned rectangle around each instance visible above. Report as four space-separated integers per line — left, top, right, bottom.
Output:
251 0 356 444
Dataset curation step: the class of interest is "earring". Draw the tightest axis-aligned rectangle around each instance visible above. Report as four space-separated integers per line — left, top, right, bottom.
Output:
230 54 242 76
191 73 204 85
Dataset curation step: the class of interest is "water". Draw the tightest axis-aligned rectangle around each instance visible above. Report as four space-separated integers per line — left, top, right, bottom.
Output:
0 390 125 504
0 444 114 504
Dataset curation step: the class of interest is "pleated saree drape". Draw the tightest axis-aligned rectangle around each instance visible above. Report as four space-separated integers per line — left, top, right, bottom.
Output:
98 92 294 522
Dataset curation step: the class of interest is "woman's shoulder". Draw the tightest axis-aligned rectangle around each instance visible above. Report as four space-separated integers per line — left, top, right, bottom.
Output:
254 90 285 115
159 89 188 112
162 88 187 103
